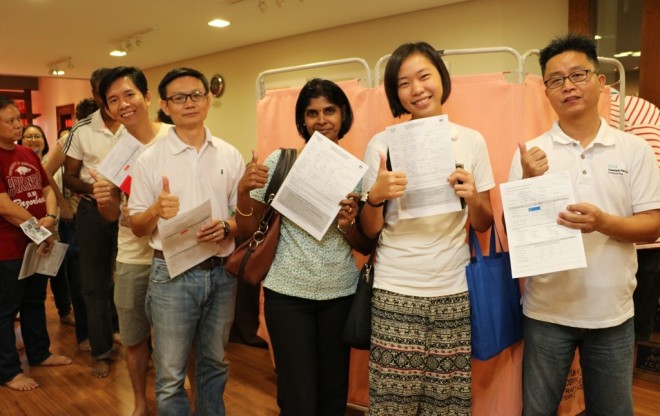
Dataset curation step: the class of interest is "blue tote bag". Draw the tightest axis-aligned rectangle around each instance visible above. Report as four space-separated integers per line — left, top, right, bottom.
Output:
466 224 523 361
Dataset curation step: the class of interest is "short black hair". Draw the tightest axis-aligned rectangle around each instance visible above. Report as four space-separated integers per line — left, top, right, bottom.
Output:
156 109 173 124
158 67 209 100
294 78 354 142
90 68 112 93
99 66 149 107
539 33 599 76
0 95 16 111
19 124 50 156
384 42 452 118
75 98 99 120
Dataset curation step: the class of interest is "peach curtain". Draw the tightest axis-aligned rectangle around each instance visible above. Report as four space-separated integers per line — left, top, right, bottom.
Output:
254 73 615 415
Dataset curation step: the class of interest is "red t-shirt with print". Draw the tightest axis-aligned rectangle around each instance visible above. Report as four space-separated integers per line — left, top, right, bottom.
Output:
0 145 51 261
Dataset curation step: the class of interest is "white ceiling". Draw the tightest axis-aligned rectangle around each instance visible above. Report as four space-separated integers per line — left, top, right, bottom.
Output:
2 0 467 80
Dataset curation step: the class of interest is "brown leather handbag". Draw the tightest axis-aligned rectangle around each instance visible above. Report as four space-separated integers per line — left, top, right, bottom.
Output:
226 148 296 285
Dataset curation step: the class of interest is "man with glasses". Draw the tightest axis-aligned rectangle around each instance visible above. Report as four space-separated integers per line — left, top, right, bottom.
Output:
128 67 244 416
508 34 660 415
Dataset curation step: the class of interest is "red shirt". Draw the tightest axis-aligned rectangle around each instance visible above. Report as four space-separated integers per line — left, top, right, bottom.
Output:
0 145 50 261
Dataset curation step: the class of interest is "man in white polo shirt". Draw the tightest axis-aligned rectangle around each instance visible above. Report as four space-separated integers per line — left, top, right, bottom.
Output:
509 34 660 416
128 67 244 416
62 68 124 378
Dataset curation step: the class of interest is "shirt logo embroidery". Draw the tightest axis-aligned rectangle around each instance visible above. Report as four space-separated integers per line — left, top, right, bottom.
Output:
607 164 628 176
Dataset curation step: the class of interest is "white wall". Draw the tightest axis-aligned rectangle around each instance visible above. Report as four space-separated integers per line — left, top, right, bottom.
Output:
32 77 91 148
143 0 568 161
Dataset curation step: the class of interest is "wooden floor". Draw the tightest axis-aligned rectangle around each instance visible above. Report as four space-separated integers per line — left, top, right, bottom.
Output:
2 295 659 415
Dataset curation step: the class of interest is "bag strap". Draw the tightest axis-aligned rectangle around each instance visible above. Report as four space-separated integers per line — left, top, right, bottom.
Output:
489 223 505 258
469 225 484 261
263 148 297 204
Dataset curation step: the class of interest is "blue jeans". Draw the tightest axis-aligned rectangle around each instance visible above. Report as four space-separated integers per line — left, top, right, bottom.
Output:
146 257 237 416
0 260 50 383
522 316 634 416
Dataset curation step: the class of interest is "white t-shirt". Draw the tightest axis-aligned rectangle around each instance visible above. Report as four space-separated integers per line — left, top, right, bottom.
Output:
508 119 660 328
116 123 170 265
362 121 495 297
128 126 245 258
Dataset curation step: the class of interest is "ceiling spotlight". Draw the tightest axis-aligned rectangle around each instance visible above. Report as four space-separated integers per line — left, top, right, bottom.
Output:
47 57 72 76
109 28 153 58
110 47 127 57
49 67 65 76
209 19 231 28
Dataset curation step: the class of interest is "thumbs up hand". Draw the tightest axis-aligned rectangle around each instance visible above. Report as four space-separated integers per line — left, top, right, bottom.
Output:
156 176 179 219
238 149 269 195
366 153 407 206
89 169 114 208
518 142 549 179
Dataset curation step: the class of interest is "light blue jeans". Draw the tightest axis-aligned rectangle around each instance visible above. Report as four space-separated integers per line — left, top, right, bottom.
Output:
522 316 634 416
147 257 237 416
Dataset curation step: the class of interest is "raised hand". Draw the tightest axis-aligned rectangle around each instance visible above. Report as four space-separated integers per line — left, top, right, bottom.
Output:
89 169 113 208
367 153 407 205
519 142 549 179
238 150 269 195
156 176 179 220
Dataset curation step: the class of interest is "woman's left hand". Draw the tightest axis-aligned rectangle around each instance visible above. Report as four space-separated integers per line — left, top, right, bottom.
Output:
337 192 359 232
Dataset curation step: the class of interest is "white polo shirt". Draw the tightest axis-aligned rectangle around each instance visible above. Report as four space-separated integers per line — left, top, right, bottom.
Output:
362 122 495 297
62 109 125 185
128 126 245 257
116 123 171 265
509 118 660 328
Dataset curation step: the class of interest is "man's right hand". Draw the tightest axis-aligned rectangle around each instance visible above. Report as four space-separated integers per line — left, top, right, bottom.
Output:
156 176 179 220
89 170 113 208
519 142 549 179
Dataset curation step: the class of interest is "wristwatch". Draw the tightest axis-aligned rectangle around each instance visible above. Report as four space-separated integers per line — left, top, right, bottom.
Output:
220 220 230 240
365 192 385 208
46 214 59 225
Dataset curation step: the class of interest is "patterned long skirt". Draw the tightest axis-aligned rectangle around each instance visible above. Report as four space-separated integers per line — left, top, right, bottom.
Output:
369 289 472 416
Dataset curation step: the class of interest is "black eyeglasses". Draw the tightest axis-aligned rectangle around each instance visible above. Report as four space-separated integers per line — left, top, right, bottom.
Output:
543 69 597 89
166 91 207 104
22 134 43 141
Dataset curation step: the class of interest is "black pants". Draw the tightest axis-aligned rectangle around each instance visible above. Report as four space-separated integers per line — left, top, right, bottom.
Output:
264 288 352 416
633 248 660 340
76 199 118 359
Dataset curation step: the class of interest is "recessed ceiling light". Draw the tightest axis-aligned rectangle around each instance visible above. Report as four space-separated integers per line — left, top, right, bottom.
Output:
613 51 633 58
110 50 127 57
208 19 230 28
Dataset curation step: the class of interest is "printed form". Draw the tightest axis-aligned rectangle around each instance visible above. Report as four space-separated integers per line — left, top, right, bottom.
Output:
387 115 462 219
271 132 368 241
158 200 218 278
500 171 587 278
97 134 145 195
19 241 68 280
